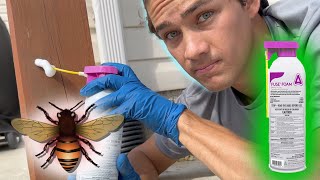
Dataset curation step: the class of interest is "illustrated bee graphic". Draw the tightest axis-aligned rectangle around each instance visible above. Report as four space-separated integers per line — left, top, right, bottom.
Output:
11 101 124 172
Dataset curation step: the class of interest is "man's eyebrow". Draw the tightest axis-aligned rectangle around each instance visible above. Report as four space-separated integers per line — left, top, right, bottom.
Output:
181 0 213 18
155 0 213 34
155 21 174 34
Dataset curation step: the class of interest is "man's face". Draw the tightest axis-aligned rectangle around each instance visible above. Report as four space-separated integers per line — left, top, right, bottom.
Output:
147 0 255 91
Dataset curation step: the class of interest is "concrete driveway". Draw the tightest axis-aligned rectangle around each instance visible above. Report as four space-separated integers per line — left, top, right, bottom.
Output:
0 138 218 180
0 137 29 180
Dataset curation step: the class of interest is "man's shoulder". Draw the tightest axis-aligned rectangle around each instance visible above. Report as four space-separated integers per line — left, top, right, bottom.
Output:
264 0 320 39
266 0 320 15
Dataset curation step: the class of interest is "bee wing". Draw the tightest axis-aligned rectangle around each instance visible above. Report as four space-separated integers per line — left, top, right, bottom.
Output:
76 114 124 141
11 118 59 143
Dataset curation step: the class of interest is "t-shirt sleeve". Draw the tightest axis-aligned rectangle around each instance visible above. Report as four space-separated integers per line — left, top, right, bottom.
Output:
306 24 320 130
294 2 320 130
154 83 214 159
264 0 320 130
155 134 190 160
154 86 191 159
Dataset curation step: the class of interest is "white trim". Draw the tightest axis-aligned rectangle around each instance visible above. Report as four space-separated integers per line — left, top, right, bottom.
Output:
92 0 127 64
123 28 169 61
0 0 9 29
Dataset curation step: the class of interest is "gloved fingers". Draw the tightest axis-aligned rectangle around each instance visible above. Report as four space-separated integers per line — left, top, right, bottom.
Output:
108 100 136 120
94 91 125 111
117 153 140 180
102 63 138 79
80 74 126 96
80 79 104 97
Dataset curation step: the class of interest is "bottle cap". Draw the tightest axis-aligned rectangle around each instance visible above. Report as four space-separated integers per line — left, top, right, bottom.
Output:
84 66 118 84
264 41 299 59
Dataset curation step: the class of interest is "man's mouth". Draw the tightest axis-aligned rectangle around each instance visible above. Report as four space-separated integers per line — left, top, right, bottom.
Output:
195 60 221 75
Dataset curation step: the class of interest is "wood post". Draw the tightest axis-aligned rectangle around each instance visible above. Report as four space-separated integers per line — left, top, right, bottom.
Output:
6 0 95 179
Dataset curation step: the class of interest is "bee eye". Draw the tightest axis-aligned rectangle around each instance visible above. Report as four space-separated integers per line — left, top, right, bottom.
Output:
57 113 61 118
71 113 75 117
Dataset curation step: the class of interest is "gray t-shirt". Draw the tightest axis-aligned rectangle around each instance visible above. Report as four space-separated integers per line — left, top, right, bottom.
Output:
155 0 320 159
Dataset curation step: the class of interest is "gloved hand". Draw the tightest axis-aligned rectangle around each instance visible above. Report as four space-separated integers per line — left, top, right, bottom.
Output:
117 153 140 180
80 63 186 145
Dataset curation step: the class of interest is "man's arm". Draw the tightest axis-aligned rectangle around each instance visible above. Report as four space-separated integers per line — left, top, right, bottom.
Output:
178 110 259 179
80 63 258 178
128 134 176 179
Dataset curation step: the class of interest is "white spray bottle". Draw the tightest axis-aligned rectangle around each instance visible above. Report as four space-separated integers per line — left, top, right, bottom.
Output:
265 41 306 173
76 66 123 180
34 60 124 179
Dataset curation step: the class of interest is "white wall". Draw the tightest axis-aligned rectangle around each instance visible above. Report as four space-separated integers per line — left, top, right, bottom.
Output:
0 0 281 92
268 0 280 5
0 0 8 29
119 0 190 91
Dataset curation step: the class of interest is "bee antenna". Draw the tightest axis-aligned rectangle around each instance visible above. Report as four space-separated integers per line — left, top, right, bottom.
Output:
49 102 63 111
70 100 84 112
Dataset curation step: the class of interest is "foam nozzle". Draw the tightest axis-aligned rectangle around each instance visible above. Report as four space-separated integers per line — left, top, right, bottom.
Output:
35 59 57 77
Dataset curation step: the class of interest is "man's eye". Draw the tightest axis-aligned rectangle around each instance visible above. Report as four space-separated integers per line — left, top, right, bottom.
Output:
166 31 180 40
198 12 213 23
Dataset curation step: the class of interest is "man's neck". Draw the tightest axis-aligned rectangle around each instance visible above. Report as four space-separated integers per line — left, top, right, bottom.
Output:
232 15 272 104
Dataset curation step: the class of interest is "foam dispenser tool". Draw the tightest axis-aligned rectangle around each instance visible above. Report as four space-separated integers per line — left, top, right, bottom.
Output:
265 41 306 173
76 66 122 180
35 59 122 179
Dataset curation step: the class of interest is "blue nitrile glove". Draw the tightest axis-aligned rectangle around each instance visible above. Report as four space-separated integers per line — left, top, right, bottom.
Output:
117 153 140 180
80 63 186 145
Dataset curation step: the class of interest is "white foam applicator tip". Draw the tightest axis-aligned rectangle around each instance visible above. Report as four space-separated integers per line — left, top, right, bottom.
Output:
34 59 56 77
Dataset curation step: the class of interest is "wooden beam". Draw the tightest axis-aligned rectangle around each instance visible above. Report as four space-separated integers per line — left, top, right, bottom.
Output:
6 0 94 179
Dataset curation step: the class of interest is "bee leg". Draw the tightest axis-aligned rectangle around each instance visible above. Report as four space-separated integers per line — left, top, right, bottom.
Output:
80 145 100 168
78 136 102 156
76 103 96 124
40 147 56 169
36 138 57 157
37 106 58 125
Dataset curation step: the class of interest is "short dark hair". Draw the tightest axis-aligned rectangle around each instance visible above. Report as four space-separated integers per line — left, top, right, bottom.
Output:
143 0 269 35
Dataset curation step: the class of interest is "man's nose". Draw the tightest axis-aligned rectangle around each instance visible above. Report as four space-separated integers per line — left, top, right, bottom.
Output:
184 32 210 61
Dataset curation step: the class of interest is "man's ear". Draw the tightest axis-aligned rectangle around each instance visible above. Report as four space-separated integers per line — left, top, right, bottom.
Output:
245 0 260 18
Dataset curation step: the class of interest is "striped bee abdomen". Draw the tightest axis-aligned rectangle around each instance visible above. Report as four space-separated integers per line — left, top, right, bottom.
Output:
56 137 81 172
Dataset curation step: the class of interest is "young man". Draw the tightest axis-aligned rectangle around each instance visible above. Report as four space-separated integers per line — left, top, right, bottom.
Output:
80 0 320 179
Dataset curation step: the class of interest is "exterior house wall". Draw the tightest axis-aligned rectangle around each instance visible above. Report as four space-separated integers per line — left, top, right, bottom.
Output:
1 0 280 92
